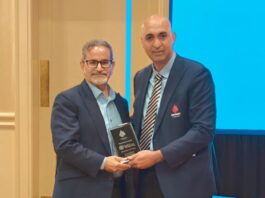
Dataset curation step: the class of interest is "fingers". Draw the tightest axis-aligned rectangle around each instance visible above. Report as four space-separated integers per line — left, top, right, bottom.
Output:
104 156 131 173
118 162 131 171
104 151 156 172
120 159 129 164
127 153 137 161
127 150 159 169
114 156 130 165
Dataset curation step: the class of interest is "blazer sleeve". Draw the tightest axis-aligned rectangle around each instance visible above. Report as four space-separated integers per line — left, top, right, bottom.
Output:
51 93 105 177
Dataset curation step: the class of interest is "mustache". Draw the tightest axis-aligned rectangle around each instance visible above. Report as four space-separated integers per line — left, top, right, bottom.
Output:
91 72 108 75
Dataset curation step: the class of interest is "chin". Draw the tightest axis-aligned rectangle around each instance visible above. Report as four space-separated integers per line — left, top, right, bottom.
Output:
152 57 165 63
91 78 108 86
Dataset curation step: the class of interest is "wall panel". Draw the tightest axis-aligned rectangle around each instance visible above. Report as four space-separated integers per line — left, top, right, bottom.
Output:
0 0 15 112
0 0 17 197
0 113 15 198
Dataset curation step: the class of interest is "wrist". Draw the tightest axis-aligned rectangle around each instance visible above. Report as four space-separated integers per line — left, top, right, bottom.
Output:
154 150 164 163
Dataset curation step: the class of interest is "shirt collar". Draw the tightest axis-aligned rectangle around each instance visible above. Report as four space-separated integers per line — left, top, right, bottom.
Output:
86 81 116 101
152 52 176 79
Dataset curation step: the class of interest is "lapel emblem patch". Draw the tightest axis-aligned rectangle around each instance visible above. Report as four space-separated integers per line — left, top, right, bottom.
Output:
171 104 181 118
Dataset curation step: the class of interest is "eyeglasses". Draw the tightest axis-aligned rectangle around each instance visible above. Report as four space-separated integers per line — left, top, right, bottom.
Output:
84 59 113 68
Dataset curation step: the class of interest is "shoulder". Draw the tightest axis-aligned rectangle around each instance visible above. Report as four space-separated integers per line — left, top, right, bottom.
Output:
51 84 83 116
53 83 84 106
56 84 80 98
175 55 213 81
178 55 209 72
134 64 152 79
133 64 153 89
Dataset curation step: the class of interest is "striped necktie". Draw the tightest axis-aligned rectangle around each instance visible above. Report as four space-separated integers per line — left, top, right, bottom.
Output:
140 73 163 150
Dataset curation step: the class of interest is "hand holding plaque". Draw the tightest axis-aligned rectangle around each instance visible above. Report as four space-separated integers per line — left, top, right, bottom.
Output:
110 122 140 157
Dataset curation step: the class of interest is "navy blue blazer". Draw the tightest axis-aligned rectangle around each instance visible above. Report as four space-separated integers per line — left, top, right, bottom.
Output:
51 80 133 198
132 54 216 198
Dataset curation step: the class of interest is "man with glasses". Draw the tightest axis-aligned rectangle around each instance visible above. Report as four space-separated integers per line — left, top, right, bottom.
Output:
51 39 134 198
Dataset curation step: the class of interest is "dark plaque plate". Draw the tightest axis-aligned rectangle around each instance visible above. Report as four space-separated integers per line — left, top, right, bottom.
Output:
110 122 140 157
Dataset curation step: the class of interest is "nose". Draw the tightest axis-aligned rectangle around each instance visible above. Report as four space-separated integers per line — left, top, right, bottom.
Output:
96 62 104 71
153 38 162 48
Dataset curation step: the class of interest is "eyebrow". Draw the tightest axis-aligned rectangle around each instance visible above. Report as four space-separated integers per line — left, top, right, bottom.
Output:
159 31 168 35
145 32 153 36
145 31 168 36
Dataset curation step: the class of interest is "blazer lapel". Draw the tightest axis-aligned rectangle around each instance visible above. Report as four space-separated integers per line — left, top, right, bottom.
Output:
79 80 111 154
154 55 186 134
135 67 153 136
114 94 128 123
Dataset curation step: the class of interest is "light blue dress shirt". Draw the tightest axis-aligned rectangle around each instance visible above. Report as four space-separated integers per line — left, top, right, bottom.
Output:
87 81 122 169
141 53 176 150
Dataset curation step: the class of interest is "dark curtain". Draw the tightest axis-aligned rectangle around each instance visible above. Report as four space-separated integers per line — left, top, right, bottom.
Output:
214 134 265 198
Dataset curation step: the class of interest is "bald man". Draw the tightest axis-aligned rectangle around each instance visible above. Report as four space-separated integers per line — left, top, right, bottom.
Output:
128 15 217 198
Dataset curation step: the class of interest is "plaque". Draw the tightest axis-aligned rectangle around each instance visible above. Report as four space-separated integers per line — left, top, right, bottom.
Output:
110 122 140 157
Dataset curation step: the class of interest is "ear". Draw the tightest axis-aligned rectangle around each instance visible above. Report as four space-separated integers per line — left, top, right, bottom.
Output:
110 61 115 75
172 32 176 42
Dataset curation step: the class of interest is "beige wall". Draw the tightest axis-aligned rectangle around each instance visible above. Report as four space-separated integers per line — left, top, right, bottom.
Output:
0 0 168 197
0 0 16 197
0 0 15 111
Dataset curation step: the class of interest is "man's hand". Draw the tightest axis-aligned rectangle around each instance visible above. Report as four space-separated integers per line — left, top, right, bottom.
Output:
104 156 131 173
127 150 164 169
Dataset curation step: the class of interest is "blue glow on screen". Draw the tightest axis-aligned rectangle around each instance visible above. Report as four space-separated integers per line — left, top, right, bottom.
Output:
171 0 265 130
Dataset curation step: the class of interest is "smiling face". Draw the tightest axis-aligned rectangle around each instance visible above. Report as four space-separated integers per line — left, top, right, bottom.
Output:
141 16 175 71
80 45 115 91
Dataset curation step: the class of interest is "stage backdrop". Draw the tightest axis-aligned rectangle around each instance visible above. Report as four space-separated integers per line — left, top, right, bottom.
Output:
170 1 265 197
170 0 265 134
